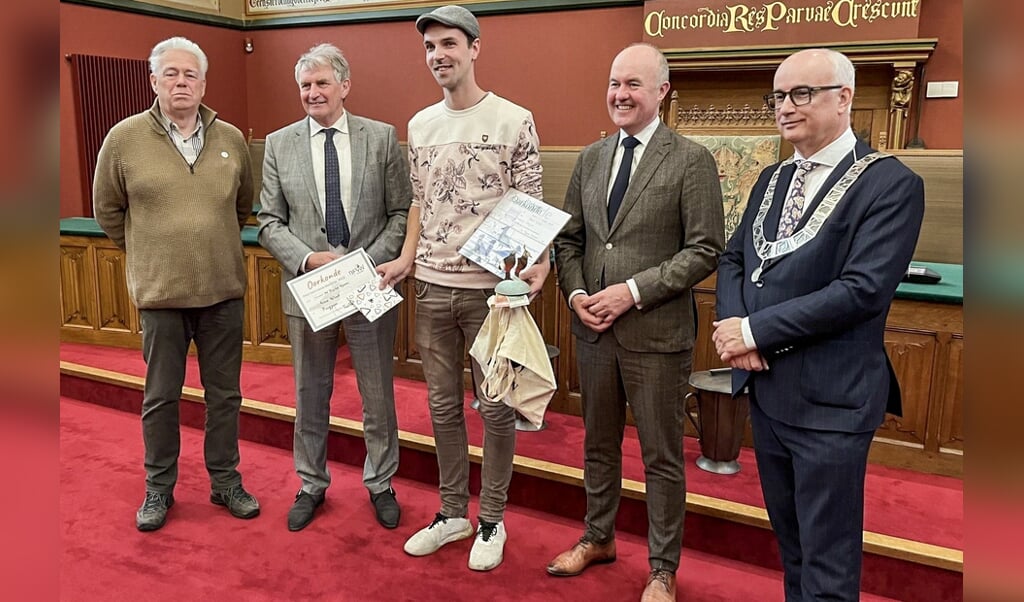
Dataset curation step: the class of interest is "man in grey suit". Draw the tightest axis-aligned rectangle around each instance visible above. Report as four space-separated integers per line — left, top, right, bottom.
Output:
257 43 411 531
551 43 724 602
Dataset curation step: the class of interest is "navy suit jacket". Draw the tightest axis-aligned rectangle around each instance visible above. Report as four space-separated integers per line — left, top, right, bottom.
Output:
716 140 925 433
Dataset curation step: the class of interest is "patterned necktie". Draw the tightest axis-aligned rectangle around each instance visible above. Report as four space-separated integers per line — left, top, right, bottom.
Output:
323 128 350 248
777 160 818 238
607 136 641 225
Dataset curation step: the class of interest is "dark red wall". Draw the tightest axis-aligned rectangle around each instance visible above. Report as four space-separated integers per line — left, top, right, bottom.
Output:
60 2 963 217
244 7 638 141
916 0 964 150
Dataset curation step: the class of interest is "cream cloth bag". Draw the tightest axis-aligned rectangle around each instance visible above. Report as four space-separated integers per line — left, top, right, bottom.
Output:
469 296 556 427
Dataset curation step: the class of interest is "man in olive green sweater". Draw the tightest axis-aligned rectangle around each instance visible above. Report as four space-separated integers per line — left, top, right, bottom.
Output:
93 36 260 532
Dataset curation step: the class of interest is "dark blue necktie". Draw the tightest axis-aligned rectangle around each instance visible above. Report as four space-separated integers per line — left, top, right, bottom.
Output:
323 128 349 248
607 135 640 226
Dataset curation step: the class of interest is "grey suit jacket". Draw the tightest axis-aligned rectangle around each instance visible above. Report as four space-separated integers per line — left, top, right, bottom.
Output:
257 114 411 317
554 122 725 353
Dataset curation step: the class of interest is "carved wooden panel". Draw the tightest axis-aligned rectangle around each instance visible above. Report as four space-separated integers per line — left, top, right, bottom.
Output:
937 336 964 453
95 247 135 333
880 330 935 448
251 254 289 348
692 289 725 373
552 298 581 416
60 242 95 329
393 279 416 362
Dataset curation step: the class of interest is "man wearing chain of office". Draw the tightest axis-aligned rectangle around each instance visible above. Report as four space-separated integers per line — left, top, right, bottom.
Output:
712 48 925 601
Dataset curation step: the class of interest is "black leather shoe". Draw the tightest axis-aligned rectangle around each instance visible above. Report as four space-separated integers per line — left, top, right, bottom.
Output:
370 487 401 529
287 491 324 531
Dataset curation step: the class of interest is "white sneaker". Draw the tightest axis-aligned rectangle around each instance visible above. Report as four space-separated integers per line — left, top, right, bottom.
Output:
468 520 507 571
404 513 474 556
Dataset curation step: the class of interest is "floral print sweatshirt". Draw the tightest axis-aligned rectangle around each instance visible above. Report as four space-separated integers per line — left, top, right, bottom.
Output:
407 92 543 289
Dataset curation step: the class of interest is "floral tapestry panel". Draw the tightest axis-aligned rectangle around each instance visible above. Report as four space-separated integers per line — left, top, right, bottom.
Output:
686 135 781 240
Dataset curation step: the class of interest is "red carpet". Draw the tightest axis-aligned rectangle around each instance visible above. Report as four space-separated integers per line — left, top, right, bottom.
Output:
61 396 908 601
60 341 962 552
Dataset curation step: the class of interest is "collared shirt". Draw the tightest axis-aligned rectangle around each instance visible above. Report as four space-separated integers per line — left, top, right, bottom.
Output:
605 117 661 206
740 127 860 351
160 111 204 166
785 127 858 208
309 112 353 250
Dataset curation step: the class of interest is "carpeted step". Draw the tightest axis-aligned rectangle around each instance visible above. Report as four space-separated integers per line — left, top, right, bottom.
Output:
61 396 901 602
59 342 963 601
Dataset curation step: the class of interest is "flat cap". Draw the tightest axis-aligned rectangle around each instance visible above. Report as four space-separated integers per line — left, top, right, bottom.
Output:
415 5 480 39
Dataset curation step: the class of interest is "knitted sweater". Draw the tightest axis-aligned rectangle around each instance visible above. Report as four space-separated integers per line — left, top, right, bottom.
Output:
93 101 254 309
407 93 542 289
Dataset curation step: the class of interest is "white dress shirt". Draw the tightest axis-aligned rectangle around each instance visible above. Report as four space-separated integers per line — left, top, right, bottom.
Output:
301 112 353 271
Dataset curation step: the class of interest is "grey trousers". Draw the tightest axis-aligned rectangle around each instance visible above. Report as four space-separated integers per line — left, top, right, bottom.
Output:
575 331 691 572
139 298 245 494
414 280 516 524
288 307 400 496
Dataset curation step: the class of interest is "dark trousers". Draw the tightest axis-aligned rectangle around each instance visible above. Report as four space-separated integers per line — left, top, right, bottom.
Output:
749 399 874 601
576 331 691 572
139 298 245 494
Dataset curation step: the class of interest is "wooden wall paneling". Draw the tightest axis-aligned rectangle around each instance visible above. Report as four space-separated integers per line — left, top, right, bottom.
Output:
937 336 964 454
242 251 257 345
250 252 289 347
95 245 135 333
391 278 413 369
880 330 936 448
242 248 292 364
539 149 578 210
392 279 425 382
60 238 97 330
891 150 964 264
692 287 726 373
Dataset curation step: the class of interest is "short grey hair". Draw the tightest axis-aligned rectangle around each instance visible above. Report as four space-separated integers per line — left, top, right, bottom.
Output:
625 42 670 85
817 48 856 92
149 37 208 77
295 43 350 85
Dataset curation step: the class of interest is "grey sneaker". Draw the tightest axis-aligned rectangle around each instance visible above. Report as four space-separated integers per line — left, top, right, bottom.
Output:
210 485 260 519
136 491 174 532
403 512 474 556
468 519 507 571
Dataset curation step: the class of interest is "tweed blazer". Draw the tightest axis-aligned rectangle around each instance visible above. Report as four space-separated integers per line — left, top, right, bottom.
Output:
257 114 411 317
555 122 725 353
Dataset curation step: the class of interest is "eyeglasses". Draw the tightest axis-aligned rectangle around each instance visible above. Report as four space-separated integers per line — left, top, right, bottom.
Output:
763 85 843 110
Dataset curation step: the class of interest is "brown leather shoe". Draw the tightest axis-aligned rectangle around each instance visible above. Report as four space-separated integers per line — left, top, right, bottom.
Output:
546 537 617 576
640 569 677 602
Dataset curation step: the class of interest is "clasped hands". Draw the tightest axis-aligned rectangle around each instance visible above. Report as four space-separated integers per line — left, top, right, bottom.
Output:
571 283 634 333
711 316 769 372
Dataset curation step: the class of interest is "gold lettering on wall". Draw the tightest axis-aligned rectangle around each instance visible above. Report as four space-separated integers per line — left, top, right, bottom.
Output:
645 0 920 38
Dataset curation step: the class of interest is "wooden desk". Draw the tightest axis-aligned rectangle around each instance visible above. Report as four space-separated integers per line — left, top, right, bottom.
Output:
692 266 963 477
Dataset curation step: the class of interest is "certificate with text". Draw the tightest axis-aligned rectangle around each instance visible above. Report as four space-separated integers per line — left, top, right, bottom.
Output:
459 189 570 279
286 249 386 332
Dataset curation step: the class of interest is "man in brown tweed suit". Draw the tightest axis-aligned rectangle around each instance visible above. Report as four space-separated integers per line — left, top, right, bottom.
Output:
551 43 724 601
